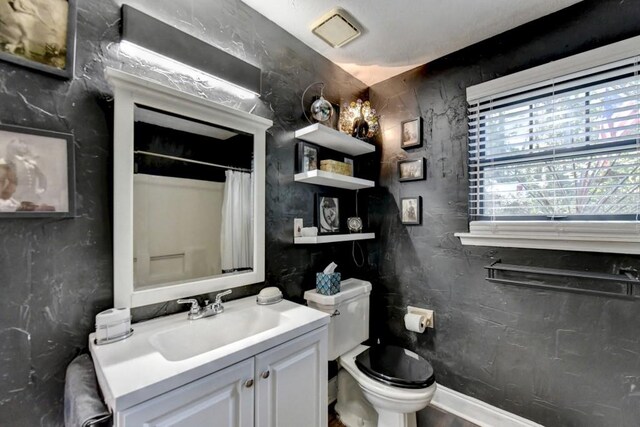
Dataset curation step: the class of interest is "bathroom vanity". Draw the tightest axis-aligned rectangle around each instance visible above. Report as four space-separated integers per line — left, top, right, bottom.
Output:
90 296 329 427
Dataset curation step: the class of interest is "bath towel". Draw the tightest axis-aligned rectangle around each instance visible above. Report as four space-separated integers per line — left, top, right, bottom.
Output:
64 353 111 427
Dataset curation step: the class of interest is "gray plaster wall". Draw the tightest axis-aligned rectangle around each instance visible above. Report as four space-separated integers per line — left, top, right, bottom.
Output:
368 1 640 426
0 0 368 425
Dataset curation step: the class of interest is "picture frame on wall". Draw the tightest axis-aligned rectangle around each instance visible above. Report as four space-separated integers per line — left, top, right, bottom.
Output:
0 124 76 218
343 156 354 176
327 101 341 131
296 141 320 173
398 158 425 182
0 0 77 79
315 193 340 234
401 117 422 149
400 196 422 225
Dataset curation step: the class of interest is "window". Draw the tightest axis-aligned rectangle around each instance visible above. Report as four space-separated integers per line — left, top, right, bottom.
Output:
457 37 640 254
468 59 639 221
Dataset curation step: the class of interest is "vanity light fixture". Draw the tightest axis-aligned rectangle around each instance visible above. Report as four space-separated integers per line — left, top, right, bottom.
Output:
120 5 261 99
118 41 257 100
311 8 362 48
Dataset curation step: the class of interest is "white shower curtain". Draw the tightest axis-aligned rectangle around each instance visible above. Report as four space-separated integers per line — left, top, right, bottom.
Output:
221 170 253 271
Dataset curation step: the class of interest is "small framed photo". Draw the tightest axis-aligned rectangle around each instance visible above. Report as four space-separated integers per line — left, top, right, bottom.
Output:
296 141 320 173
315 193 340 234
0 124 75 218
398 158 425 182
293 218 303 237
0 0 77 79
343 157 354 176
401 117 422 149
400 196 422 225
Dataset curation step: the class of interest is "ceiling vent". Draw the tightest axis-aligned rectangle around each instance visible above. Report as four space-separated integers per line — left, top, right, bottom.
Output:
311 8 361 48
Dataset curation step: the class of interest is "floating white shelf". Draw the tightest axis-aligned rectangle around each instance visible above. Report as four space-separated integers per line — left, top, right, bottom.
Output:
294 124 375 156
294 170 374 190
294 233 375 244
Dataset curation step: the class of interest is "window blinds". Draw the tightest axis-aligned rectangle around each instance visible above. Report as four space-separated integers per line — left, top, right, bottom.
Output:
467 57 640 220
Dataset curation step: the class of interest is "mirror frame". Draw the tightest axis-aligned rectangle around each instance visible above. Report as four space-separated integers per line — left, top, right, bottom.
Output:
107 68 272 308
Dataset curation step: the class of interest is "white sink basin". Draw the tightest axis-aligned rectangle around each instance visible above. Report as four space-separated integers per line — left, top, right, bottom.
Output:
149 306 283 361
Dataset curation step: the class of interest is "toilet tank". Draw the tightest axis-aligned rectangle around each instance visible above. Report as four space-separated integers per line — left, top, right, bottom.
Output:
304 278 372 361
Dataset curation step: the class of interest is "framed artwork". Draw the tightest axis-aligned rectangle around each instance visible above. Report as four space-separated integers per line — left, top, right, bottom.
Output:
0 0 77 79
401 117 422 149
343 156 354 176
400 196 422 225
315 193 340 234
296 141 320 173
327 101 340 131
398 158 425 182
0 124 75 217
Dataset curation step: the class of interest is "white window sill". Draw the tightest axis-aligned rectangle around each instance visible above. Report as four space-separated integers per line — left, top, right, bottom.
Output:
454 221 640 255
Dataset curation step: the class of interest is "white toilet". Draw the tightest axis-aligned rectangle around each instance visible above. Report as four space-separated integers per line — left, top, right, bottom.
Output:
304 279 436 427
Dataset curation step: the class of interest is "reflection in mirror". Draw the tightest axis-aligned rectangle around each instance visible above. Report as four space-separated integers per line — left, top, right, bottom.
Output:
132 105 254 291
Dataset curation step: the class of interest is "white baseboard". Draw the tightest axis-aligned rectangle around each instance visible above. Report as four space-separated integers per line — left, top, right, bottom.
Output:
431 384 544 427
328 376 338 405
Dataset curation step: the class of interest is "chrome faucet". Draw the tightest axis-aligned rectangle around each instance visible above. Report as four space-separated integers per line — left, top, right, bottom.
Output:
177 290 232 320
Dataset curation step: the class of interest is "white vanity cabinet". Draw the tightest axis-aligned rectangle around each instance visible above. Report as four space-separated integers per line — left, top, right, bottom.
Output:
113 327 327 427
117 358 255 426
255 328 326 427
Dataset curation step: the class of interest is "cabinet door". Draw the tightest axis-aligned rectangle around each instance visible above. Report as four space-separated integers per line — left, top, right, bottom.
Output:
118 358 254 427
255 327 328 427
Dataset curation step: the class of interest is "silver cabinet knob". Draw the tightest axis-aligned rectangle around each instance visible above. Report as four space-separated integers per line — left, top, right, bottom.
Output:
245 379 254 388
261 370 270 379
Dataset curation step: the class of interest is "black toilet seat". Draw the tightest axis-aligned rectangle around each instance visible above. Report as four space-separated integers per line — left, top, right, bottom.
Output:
355 345 436 389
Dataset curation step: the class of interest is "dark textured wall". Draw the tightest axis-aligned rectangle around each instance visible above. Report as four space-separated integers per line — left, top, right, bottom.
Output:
3 0 639 426
368 1 640 426
0 0 369 425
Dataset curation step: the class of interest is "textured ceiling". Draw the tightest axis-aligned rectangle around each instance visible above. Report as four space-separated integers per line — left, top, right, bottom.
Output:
241 0 583 86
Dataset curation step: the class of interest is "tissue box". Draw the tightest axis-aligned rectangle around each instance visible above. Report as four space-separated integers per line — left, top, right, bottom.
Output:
320 160 352 176
316 272 341 295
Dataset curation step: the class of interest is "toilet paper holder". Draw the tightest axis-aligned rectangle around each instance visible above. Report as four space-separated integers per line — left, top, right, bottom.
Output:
407 306 434 329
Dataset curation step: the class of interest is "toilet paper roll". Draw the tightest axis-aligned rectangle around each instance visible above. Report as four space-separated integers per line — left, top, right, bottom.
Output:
404 313 426 333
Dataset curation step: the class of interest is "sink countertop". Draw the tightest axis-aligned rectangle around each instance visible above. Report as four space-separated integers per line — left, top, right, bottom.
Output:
89 296 329 411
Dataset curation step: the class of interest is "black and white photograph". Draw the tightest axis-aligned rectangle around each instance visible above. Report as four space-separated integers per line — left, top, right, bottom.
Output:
0 0 76 78
296 141 319 173
0 124 75 217
398 158 425 182
400 196 422 225
401 117 422 149
316 193 340 234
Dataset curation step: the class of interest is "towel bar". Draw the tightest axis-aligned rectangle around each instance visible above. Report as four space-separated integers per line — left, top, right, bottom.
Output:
484 260 639 299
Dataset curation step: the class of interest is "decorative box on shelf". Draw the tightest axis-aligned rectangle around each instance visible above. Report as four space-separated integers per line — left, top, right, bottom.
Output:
320 159 352 176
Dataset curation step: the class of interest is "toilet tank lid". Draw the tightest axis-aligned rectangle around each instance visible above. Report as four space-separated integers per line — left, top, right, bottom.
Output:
304 278 372 306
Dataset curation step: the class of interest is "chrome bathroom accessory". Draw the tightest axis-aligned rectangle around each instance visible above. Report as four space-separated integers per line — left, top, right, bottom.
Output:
177 290 233 320
94 308 133 345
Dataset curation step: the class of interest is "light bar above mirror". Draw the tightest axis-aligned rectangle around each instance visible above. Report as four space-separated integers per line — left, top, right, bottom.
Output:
121 5 262 98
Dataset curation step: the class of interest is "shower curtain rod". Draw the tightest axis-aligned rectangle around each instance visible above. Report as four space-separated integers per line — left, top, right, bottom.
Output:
134 150 252 173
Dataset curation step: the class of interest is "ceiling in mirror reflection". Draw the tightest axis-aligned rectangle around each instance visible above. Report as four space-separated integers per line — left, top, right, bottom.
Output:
133 106 253 183
134 106 238 140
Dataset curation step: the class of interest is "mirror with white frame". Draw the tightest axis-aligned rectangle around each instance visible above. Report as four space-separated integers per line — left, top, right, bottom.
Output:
108 69 272 308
